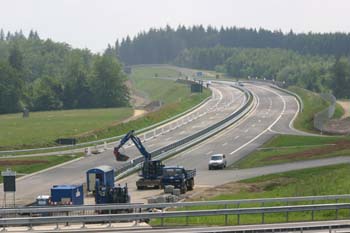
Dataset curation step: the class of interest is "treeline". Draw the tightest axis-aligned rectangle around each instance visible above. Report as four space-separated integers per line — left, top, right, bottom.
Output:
116 25 350 65
0 30 129 114
174 46 350 98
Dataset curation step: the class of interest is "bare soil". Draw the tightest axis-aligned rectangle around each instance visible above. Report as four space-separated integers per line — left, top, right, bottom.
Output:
323 100 350 135
187 178 294 201
338 100 350 119
0 159 48 165
264 140 350 162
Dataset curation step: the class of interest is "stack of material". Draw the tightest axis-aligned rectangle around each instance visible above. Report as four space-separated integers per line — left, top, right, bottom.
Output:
173 189 181 196
156 195 167 203
164 185 174 194
166 195 179 203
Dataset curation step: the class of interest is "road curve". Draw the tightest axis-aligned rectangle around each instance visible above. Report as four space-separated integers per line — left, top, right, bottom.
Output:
1 82 246 205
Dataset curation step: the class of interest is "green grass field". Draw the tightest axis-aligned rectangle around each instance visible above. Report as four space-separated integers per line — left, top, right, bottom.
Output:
334 103 345 119
232 135 350 168
0 154 82 183
288 86 329 132
1 66 210 151
152 163 350 226
0 108 133 150
129 66 193 104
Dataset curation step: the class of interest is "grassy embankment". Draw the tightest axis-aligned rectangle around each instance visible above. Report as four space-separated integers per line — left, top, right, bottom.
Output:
288 86 329 132
232 134 350 168
0 66 210 151
152 164 350 226
0 153 83 183
232 87 349 168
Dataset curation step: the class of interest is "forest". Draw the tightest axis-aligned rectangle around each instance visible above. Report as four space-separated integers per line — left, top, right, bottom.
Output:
115 25 350 98
0 30 129 114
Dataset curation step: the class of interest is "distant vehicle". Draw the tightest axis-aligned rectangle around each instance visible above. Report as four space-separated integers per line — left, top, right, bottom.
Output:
238 81 244 87
208 154 227 170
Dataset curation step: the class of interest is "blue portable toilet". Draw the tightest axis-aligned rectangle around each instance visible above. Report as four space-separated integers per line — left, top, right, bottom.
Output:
50 184 84 205
86 165 115 192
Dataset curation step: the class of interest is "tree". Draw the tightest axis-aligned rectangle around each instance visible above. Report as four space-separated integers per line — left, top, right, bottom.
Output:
8 44 23 71
91 55 129 107
0 62 22 113
331 57 350 98
0 29 4 41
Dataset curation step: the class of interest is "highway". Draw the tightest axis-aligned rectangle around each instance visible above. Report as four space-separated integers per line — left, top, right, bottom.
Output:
1 82 246 205
119 83 307 202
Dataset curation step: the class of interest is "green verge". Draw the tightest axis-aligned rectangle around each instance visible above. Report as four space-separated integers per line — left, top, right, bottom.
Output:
0 153 82 183
151 164 350 226
232 134 350 169
333 103 345 119
0 108 133 150
288 86 329 133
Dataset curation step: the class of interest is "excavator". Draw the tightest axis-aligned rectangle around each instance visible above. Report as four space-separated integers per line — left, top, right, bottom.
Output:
114 130 164 189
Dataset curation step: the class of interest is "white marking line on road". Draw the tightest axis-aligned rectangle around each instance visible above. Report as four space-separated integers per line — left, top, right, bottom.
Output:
244 129 249 133
206 151 213 155
230 85 286 155
252 124 255 127
234 135 240 140
258 119 261 122
165 137 172 141
222 142 228 146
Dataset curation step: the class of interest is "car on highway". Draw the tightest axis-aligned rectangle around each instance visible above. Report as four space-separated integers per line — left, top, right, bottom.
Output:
208 154 227 170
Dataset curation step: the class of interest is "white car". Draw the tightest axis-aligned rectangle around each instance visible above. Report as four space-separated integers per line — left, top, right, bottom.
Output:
208 154 227 170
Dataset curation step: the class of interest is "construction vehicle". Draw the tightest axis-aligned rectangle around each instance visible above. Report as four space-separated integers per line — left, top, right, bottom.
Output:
161 166 196 194
114 130 164 190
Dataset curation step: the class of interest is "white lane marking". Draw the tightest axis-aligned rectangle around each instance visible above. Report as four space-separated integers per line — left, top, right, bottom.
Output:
252 124 255 127
234 135 240 139
206 150 213 155
165 137 172 141
230 85 286 155
222 142 228 146
244 129 249 133
258 119 261 123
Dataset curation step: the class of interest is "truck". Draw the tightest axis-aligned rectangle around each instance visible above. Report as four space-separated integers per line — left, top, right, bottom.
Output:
114 130 164 190
161 166 196 194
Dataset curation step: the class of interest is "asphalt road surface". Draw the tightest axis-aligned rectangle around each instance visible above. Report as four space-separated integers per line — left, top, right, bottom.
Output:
1 82 246 205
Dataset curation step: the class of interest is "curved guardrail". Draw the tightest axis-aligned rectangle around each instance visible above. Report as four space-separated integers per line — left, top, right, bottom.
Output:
115 85 253 179
314 93 336 133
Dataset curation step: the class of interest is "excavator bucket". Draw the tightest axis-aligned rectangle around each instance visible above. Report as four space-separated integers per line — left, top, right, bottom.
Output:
113 149 130 161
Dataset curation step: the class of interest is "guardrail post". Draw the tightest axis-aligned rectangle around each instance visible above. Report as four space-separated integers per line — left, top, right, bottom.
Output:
336 198 339 220
311 200 315 221
261 202 265 224
237 203 240 225
108 209 112 227
186 206 189 225
224 204 228 225
286 201 289 222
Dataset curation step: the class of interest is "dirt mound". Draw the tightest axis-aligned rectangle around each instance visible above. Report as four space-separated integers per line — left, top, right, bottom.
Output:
264 140 350 162
324 118 350 135
0 159 48 165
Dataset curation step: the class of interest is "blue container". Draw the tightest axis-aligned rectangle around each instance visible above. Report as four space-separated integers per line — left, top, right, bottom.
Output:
50 184 84 205
86 165 115 192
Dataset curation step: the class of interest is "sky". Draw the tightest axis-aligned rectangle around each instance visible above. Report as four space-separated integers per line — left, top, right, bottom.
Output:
1 0 350 53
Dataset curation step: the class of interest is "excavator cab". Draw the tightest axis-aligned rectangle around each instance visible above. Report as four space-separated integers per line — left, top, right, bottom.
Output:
113 148 130 161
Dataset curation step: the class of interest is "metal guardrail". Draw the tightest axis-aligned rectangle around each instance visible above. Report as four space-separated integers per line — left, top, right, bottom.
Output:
2 194 350 215
0 86 211 155
115 85 252 179
1 203 350 227
314 93 336 133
